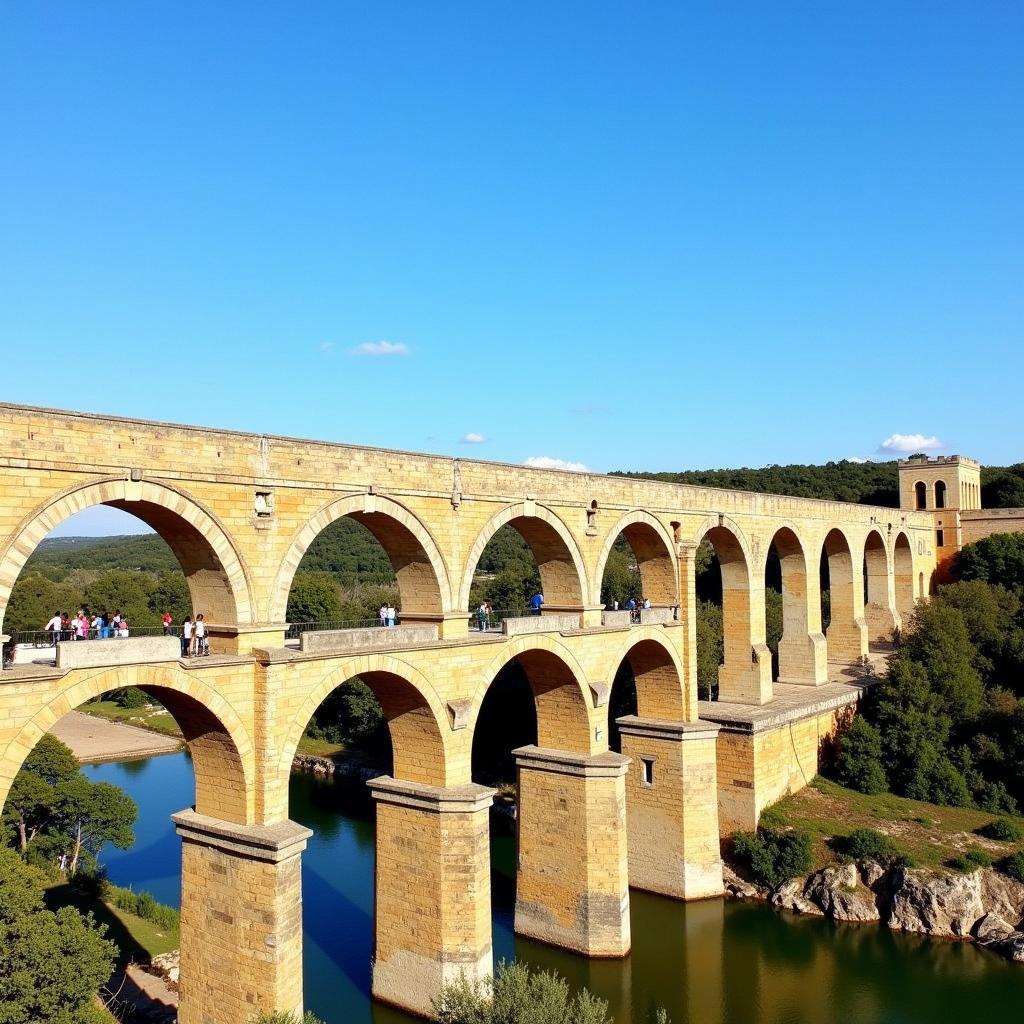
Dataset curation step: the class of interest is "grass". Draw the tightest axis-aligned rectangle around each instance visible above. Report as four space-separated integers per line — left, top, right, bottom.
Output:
43 881 179 965
763 776 1024 872
295 735 347 758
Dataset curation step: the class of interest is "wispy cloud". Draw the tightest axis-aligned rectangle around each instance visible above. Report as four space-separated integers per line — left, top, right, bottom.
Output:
878 432 944 454
319 341 336 354
846 456 870 464
459 432 487 444
351 340 410 357
524 456 590 473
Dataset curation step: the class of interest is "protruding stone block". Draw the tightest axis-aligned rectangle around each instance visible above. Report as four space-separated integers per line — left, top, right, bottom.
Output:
777 630 829 686
368 777 495 1016
615 717 724 900
172 810 312 1024
512 745 631 957
717 643 773 705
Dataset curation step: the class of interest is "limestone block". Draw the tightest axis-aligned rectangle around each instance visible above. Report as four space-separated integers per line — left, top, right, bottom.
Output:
56 635 180 669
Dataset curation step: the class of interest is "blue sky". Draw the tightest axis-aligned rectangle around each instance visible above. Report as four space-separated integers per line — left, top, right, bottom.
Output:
2 4 1021 535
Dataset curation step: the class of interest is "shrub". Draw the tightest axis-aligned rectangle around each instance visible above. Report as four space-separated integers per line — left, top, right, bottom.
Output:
978 818 1024 843
1000 850 1024 883
841 828 899 865
732 827 812 890
111 687 150 709
109 884 179 932
433 960 623 1024
948 847 994 872
253 1013 325 1024
833 717 887 795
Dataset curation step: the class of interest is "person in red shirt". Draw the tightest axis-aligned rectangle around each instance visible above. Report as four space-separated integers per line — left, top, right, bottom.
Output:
162 610 173 636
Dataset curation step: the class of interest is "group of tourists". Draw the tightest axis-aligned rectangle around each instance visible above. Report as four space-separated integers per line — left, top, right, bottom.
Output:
475 601 493 631
180 614 210 657
44 609 131 641
377 604 398 627
607 596 653 623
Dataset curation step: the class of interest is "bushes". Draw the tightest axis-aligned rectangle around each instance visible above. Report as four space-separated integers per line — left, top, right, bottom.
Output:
1001 850 1024 884
252 1014 324 1024
732 827 812 890
978 818 1024 842
433 961 621 1024
108 885 179 932
110 687 150 709
833 718 887 795
840 828 899 865
948 848 994 872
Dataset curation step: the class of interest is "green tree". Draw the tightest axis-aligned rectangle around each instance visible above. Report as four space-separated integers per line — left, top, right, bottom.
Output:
834 717 888 795
83 569 160 629
953 533 1024 593
148 571 192 624
0 847 117 1024
1 735 80 855
695 600 723 700
286 572 343 624
53 779 137 876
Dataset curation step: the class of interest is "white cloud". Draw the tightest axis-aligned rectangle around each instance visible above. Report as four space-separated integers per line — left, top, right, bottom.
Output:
846 456 870 464
350 340 410 357
459 432 487 444
319 342 336 354
878 432 944 454
524 456 590 473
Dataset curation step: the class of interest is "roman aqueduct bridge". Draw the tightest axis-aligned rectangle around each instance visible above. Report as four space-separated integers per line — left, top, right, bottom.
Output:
0 403 936 1021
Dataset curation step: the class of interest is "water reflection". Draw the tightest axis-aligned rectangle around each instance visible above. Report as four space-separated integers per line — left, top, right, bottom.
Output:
86 754 1024 1024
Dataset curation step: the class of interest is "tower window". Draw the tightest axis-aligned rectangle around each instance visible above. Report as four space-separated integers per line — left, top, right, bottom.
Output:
914 481 927 510
935 480 947 509
936 529 945 548
640 757 655 787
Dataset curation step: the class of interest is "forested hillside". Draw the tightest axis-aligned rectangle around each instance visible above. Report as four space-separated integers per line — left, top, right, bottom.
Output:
612 460 1024 509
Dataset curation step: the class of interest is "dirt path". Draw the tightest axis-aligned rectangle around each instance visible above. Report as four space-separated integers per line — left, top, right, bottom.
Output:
51 711 183 763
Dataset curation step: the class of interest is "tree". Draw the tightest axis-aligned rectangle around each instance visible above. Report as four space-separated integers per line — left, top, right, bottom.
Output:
0 847 116 1024
953 533 1024 593
1 735 80 855
834 717 887 795
84 568 161 628
286 572 343 625
148 571 192 624
54 779 137 876
695 600 723 700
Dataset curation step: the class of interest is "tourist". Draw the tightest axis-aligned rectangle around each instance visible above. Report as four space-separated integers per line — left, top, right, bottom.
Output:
643 596 651 610
181 616 193 657
476 602 488 631
44 611 62 643
74 610 88 640
612 599 619 611
530 592 544 616
91 610 105 639
60 611 72 642
162 610 173 635
385 604 396 627
100 609 111 639
193 613 208 656
117 618 129 639
379 604 387 628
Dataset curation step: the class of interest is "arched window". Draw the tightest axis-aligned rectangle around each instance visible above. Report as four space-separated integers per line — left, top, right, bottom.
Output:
934 481 947 509
914 481 927 510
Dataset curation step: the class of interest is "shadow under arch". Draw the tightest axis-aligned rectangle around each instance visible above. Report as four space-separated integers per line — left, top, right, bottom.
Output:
279 654 454 788
458 502 588 613
469 635 596 755
1 663 255 824
593 510 679 608
762 523 817 683
821 526 865 663
863 528 894 646
0 476 254 634
269 493 453 624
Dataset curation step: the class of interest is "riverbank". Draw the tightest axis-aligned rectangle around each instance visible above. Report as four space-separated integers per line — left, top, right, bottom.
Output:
51 710 183 762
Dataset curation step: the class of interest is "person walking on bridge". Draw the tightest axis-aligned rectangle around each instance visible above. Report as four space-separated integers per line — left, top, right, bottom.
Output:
530 592 544 616
44 611 62 644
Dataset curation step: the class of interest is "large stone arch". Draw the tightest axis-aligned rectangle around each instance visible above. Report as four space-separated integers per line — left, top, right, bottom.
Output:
607 630 686 722
458 502 588 613
0 664 255 824
468 634 596 754
691 515 772 704
893 530 915 626
0 477 254 634
592 510 678 608
820 525 867 663
279 653 455 788
269 493 453 623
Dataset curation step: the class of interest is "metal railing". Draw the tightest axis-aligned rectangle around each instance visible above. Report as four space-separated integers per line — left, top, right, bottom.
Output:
466 607 530 632
8 626 181 647
285 617 402 641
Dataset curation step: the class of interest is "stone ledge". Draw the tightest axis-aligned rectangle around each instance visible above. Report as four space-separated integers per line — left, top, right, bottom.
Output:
502 614 582 636
698 679 874 735
56 635 181 670
512 744 630 778
615 715 720 742
171 809 312 862
299 623 439 654
366 775 496 814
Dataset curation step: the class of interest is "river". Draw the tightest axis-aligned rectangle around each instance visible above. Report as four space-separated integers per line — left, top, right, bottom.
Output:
85 752 1024 1024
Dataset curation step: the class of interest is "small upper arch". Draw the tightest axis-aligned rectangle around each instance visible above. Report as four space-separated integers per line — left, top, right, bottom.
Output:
269 492 453 623
458 502 589 612
0 476 255 630
592 509 678 608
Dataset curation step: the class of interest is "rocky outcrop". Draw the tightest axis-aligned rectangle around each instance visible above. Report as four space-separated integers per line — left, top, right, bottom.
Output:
771 878 824 916
804 863 880 923
979 868 1024 926
887 866 985 937
723 863 765 901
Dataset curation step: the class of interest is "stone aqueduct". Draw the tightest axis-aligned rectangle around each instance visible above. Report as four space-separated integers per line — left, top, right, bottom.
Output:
0 404 936 1022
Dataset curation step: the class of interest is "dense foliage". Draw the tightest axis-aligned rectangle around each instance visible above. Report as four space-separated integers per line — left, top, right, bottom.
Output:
833 534 1024 813
0 846 117 1024
840 828 900 865
732 826 812 889
433 961 621 1024
2 735 137 876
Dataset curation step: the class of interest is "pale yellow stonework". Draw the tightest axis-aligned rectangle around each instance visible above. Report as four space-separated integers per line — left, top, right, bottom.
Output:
0 404 946 1019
